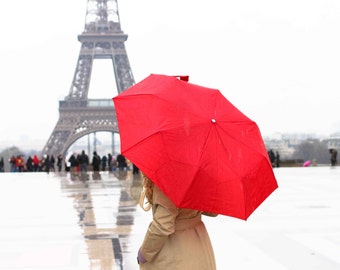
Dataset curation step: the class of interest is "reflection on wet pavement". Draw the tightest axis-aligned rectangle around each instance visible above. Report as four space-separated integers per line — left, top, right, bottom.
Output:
64 170 143 270
0 170 147 270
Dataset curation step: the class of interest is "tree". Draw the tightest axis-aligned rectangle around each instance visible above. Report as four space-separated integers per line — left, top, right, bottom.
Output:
292 139 329 165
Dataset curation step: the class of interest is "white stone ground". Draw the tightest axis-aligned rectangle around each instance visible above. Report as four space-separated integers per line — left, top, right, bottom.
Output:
0 167 339 269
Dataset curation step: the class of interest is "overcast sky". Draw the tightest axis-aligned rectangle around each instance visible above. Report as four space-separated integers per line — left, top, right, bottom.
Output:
1 0 340 150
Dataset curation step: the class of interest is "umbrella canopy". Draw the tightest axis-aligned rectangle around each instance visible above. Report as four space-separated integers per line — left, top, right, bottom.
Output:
113 74 278 220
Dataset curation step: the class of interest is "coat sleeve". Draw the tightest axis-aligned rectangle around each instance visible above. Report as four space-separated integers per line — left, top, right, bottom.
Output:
140 186 179 262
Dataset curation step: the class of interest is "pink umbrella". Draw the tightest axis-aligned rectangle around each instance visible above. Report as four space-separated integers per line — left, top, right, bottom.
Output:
303 160 311 167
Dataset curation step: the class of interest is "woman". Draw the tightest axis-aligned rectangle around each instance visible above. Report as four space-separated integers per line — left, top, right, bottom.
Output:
137 173 217 269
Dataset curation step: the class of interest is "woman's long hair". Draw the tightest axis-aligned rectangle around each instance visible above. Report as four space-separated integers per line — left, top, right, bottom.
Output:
139 172 154 211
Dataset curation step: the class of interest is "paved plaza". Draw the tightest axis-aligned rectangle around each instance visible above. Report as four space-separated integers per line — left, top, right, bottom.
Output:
0 167 339 269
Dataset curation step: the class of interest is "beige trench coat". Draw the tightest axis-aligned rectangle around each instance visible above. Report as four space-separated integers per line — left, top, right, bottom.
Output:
139 185 216 270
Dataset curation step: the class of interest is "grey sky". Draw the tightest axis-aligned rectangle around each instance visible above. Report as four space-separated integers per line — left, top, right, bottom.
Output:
1 0 340 149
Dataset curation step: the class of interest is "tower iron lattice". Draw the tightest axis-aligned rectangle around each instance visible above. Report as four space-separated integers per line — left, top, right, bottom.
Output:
42 0 134 158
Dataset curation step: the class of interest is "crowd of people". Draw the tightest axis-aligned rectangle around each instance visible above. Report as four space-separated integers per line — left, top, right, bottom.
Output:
0 151 138 175
3 154 58 173
66 151 138 180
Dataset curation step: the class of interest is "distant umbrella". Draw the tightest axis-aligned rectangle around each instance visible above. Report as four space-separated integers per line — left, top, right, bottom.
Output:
303 160 311 167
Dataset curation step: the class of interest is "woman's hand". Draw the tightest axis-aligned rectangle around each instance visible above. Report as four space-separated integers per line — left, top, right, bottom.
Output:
202 212 218 217
137 248 147 264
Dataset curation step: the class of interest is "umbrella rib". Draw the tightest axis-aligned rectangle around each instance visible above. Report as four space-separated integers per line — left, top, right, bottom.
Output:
122 132 160 155
213 121 273 219
218 121 269 161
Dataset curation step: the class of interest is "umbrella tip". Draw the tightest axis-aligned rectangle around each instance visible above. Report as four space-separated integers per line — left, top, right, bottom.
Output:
211 119 216 123
174 75 189 82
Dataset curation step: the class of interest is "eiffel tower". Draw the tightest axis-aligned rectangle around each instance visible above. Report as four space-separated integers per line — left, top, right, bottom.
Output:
42 0 134 159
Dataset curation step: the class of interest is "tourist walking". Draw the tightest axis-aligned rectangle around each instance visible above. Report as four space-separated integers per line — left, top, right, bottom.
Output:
268 149 275 167
50 155 55 172
9 156 16 172
16 155 24 172
68 153 79 180
91 151 101 180
57 154 63 172
0 157 4 172
78 150 89 180
108 153 113 172
116 154 126 171
44 155 51 174
101 154 107 171
33 155 40 172
275 151 280 168
78 150 89 172
329 148 337 166
26 156 33 172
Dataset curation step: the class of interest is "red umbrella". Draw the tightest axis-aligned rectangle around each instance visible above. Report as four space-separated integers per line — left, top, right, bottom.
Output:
113 74 278 220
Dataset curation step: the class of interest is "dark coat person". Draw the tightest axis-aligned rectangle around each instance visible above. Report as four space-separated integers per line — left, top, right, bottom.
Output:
68 153 79 179
330 148 337 166
26 156 33 172
101 155 107 171
0 157 4 172
116 154 126 171
57 154 63 172
78 150 89 172
92 151 101 172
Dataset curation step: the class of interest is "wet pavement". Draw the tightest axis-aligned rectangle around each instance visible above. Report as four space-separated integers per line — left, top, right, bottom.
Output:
0 170 146 270
0 167 339 269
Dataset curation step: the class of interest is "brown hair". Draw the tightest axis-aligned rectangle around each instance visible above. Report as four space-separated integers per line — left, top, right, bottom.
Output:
139 172 154 211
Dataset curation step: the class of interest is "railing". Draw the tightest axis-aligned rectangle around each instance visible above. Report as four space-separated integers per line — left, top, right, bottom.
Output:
59 99 114 108
87 99 114 107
